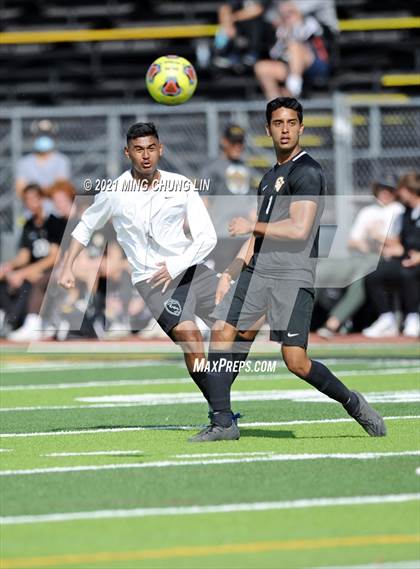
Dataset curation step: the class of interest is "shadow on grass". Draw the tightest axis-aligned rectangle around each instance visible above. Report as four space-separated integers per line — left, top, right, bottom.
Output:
48 424 191 433
241 428 295 439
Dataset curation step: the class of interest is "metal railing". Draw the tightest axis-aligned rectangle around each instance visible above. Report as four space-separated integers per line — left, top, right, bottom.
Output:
1 94 419 259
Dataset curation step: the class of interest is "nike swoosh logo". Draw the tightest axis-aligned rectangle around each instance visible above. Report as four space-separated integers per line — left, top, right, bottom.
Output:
287 332 299 337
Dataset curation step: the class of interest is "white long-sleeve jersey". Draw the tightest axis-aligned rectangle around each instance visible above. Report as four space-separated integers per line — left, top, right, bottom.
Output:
72 169 217 284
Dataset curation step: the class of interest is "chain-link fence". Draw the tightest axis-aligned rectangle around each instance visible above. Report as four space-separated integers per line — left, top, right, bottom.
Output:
1 95 419 259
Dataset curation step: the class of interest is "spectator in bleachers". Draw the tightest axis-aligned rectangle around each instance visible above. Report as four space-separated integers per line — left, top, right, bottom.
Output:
213 0 266 69
0 184 65 340
48 189 135 340
200 124 256 272
254 0 331 99
15 122 71 199
316 180 404 338
363 172 420 338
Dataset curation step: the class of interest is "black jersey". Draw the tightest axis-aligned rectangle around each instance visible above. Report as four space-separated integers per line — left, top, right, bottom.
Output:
400 206 420 255
20 214 66 263
248 150 326 285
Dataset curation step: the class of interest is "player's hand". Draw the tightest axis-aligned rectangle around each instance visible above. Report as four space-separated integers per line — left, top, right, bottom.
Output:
402 250 420 268
148 262 172 293
229 217 253 236
58 266 76 289
215 272 232 305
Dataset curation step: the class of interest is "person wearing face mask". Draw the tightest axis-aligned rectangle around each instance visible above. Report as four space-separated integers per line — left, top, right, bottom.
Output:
200 124 257 273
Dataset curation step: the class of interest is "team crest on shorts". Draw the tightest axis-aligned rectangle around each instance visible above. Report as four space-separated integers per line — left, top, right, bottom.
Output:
164 298 182 316
275 176 285 192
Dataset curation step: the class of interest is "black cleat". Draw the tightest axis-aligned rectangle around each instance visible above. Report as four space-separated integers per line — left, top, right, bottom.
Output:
349 391 387 437
188 421 240 443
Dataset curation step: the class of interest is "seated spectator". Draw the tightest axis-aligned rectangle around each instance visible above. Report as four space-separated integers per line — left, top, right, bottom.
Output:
15 123 71 199
254 0 331 99
199 124 257 272
213 0 266 69
363 172 420 338
316 180 403 338
0 184 65 340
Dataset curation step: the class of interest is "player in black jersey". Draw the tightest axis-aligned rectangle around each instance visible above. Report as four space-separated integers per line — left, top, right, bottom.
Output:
190 97 387 442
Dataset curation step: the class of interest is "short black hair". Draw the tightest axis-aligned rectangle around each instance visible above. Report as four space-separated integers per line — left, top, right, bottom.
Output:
266 97 303 124
126 122 159 143
22 183 43 197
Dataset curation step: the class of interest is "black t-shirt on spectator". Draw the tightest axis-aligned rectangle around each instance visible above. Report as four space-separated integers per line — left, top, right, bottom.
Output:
20 214 66 262
401 207 420 255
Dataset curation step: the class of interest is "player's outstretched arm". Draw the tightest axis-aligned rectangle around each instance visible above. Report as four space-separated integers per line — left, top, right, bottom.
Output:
58 238 85 289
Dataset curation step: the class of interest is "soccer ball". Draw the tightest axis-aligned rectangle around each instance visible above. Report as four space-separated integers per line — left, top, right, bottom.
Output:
145 55 198 105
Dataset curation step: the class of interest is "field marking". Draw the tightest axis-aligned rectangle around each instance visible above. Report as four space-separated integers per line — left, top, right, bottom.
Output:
312 561 420 569
174 451 275 458
2 535 419 569
1 415 419 438
1 366 418 390
43 451 143 457
76 388 420 405
0 360 182 373
1 493 418 526
1 388 419 413
1 451 419 477
416 467 420 476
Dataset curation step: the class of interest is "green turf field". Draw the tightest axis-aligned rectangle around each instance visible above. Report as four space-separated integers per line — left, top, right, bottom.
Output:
1 342 419 569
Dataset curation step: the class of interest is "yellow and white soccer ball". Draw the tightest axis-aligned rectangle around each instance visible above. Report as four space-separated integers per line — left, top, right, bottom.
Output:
145 55 198 105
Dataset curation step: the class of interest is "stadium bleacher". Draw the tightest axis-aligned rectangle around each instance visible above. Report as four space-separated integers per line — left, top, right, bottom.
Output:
0 0 418 105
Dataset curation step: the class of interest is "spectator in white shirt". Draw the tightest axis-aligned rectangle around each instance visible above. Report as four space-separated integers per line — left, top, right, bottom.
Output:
316 181 403 338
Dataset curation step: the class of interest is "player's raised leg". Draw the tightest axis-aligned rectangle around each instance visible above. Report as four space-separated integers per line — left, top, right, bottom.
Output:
281 344 387 436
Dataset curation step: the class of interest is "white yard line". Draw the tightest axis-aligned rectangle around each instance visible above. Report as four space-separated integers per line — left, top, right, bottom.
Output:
1 451 419 477
1 493 418 526
44 450 143 457
1 366 418 390
1 360 181 373
1 388 419 412
0 378 192 391
310 561 420 569
174 451 275 458
1 415 418 438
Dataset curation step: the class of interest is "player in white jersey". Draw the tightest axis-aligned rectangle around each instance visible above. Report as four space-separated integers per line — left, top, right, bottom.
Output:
58 122 253 415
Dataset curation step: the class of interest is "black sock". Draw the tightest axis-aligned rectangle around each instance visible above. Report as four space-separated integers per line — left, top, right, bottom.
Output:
306 360 358 412
231 335 253 382
203 350 234 425
189 371 211 404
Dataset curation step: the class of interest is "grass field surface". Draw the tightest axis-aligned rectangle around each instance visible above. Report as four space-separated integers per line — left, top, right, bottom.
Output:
0 341 419 569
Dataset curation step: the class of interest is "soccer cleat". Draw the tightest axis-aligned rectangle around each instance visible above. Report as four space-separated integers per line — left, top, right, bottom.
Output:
348 391 387 437
188 421 240 443
191 411 242 439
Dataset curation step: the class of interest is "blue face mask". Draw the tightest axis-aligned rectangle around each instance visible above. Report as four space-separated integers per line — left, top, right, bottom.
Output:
33 136 55 153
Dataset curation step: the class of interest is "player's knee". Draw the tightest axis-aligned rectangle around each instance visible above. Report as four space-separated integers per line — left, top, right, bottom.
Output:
211 322 236 351
171 322 202 352
284 354 310 378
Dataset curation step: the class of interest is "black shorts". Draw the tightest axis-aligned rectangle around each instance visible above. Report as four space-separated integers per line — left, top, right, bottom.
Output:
212 268 314 348
135 264 219 336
